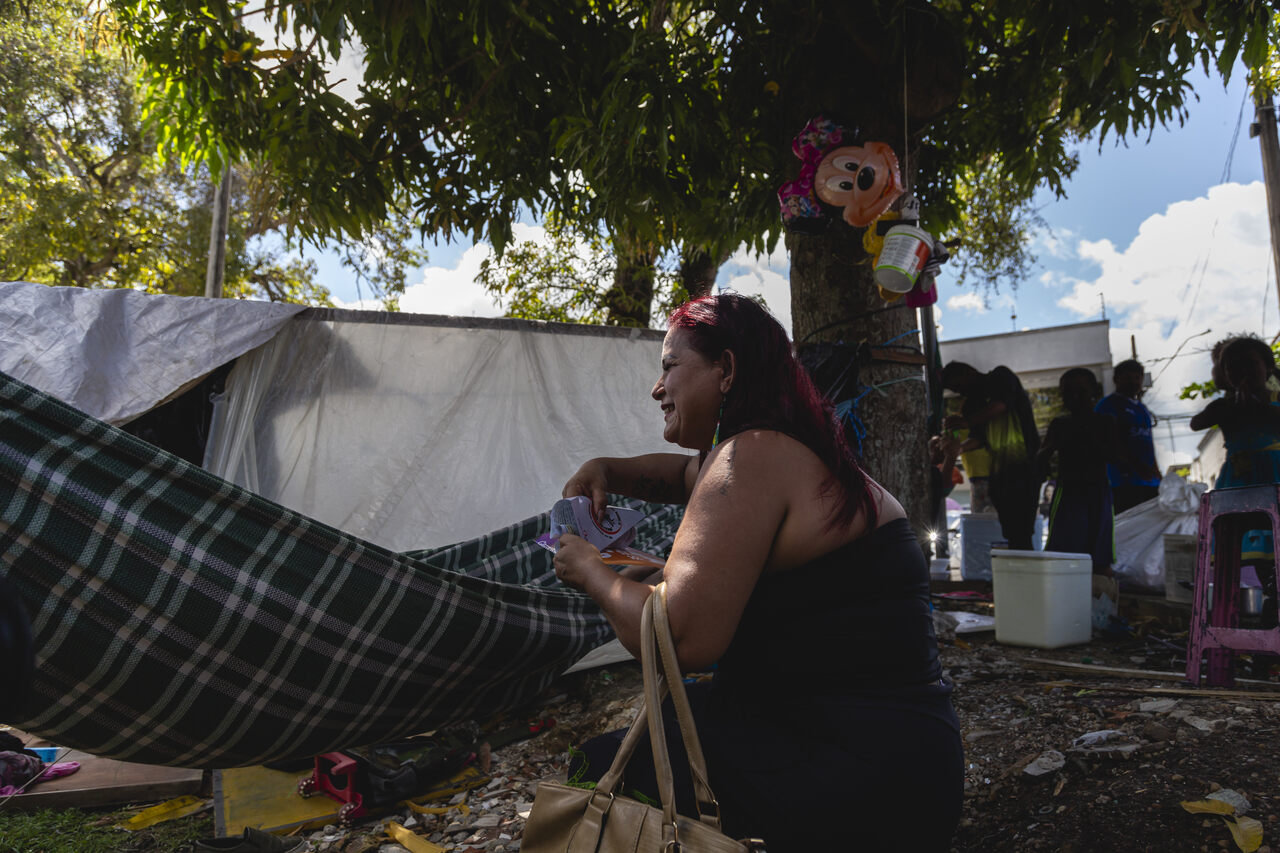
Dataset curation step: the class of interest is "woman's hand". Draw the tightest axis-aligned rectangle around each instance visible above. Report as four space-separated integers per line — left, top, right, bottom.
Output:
562 459 610 517
553 532 609 591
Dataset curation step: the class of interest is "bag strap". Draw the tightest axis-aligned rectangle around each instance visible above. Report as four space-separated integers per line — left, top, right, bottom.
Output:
646 583 722 828
594 595 662 795
594 584 724 830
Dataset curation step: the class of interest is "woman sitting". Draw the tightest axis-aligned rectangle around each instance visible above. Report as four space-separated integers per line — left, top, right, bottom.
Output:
552 294 962 852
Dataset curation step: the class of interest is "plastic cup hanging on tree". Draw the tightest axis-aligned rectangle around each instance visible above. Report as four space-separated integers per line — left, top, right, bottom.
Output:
873 223 934 293
873 196 931 293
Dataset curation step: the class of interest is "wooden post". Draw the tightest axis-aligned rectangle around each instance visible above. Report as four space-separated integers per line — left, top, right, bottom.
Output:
204 167 231 299
1254 92 1280 313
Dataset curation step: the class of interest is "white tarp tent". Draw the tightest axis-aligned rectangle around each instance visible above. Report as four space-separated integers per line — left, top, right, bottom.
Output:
0 281 304 424
203 309 672 550
1 283 674 551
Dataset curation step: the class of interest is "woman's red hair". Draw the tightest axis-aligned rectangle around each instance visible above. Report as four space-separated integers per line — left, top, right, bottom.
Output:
668 294 877 530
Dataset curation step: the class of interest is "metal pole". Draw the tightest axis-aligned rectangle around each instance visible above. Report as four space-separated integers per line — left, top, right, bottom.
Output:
921 300 948 558
204 167 231 298
1254 92 1280 310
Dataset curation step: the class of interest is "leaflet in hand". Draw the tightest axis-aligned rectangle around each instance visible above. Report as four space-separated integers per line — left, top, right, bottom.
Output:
536 496 665 569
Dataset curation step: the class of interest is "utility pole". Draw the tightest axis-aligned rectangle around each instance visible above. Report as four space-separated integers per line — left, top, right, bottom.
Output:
204 167 231 299
1252 91 1280 311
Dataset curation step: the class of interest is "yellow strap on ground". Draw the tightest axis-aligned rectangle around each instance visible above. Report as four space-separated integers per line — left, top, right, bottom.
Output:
387 821 447 853
405 802 470 817
404 765 490 804
118 795 210 830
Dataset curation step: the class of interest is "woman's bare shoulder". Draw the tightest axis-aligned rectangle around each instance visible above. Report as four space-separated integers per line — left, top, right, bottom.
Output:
719 428 812 457
706 429 825 481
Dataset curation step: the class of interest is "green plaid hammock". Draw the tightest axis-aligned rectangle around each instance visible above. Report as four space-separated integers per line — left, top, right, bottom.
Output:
0 371 680 768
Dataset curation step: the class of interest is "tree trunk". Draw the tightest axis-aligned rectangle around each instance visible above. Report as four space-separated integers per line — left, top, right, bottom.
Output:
603 230 657 327
678 246 722 299
788 227 933 548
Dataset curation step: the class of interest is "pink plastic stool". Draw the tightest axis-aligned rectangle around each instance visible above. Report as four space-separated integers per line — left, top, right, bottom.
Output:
1186 485 1280 687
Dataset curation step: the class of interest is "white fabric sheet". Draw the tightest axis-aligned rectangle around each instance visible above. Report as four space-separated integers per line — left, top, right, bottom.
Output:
204 312 677 551
0 281 304 424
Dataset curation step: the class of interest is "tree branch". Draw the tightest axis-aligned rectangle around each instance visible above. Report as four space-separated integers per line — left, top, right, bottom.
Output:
39 125 92 189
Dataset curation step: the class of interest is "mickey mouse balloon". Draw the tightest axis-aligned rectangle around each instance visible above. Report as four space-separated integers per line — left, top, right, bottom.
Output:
778 116 904 232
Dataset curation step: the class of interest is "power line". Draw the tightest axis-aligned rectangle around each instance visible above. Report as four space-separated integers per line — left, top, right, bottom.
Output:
1144 344 1216 365
1150 329 1212 389
1181 220 1218 327
1221 83 1249 184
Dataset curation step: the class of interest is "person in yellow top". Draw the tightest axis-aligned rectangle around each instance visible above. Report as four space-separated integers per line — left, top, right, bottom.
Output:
954 427 994 513
942 362 1041 550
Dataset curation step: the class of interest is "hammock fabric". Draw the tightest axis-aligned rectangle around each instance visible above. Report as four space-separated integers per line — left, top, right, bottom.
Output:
0 371 681 768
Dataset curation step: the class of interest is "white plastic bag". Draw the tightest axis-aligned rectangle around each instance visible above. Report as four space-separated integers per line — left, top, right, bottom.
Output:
1113 473 1206 593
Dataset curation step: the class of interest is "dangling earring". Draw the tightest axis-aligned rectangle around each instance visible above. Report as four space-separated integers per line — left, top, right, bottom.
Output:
711 399 725 448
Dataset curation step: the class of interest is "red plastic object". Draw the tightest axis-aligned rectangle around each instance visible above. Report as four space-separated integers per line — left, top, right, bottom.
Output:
1186 485 1280 687
298 752 367 825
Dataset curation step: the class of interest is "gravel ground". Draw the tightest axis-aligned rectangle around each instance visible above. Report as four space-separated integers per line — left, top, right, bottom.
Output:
15 600 1279 853
281 604 1280 853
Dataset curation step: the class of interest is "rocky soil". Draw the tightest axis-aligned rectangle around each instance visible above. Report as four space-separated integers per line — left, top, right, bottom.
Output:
282 604 1280 853
22 600 1278 853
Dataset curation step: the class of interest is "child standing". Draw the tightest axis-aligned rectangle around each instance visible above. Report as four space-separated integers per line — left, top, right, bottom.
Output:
1190 336 1280 488
1191 335 1280 677
1037 368 1120 576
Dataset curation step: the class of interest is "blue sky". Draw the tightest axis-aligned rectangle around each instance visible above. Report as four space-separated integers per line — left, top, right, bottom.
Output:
318 63 1272 468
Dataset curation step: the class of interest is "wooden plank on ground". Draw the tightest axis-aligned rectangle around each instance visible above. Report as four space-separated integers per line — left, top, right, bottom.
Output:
1040 680 1280 701
1020 658 1280 690
3 745 203 810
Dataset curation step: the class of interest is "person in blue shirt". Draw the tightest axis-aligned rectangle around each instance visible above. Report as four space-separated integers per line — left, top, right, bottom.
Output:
1095 359 1161 513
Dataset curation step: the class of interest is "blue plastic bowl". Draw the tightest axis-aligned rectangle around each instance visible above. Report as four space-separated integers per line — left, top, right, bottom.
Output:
31 747 59 762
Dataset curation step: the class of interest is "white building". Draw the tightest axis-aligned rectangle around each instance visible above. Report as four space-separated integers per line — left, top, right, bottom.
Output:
939 319 1115 509
1190 428 1225 486
939 319 1115 396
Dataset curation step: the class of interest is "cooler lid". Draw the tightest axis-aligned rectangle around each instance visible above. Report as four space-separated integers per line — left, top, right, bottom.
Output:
991 549 1091 560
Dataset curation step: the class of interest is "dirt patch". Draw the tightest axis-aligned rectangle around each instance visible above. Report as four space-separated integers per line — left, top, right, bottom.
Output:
436 620 1280 853
945 632 1280 852
7 617 1278 852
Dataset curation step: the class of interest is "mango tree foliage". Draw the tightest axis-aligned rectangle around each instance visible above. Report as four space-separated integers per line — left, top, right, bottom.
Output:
0 0 423 303
476 219 662 325
111 0 1270 275
110 0 1273 535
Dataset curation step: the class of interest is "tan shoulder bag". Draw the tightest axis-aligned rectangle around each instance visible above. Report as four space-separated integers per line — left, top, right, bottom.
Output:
521 583 766 852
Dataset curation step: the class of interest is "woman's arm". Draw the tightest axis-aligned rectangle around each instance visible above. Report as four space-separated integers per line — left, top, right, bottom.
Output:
555 431 794 669
1189 398 1226 431
562 453 699 516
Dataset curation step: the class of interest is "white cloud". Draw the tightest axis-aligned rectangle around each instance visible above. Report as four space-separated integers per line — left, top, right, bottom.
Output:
332 240 505 316
715 243 793 336
398 242 504 317
1031 225 1076 260
1054 181 1273 465
945 291 988 313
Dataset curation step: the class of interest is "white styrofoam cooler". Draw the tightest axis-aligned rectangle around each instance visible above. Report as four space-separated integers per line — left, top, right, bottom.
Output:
992 550 1092 648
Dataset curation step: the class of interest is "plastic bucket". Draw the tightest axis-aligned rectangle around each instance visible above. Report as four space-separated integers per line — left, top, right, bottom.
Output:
991 550 1092 648
873 224 932 293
